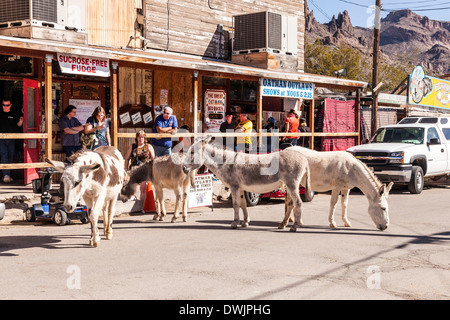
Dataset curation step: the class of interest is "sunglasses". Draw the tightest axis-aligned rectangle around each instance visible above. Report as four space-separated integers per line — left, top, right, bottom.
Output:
163 112 171 115
2 103 11 107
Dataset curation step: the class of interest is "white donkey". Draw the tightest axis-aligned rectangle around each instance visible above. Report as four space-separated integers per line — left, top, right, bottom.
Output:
183 137 311 231
282 146 393 231
46 146 126 247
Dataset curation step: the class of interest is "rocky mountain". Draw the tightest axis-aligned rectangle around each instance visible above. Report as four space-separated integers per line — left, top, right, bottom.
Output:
306 8 450 76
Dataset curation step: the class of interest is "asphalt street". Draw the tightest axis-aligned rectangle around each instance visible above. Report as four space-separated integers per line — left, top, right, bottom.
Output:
0 185 449 300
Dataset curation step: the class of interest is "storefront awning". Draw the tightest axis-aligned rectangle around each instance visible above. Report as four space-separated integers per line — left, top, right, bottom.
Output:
0 35 367 90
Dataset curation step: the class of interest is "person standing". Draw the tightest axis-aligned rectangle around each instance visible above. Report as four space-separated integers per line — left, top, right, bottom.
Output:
59 105 84 160
0 98 23 183
84 106 111 150
298 117 310 148
284 109 299 146
220 111 237 150
264 116 278 153
151 106 178 157
235 113 253 153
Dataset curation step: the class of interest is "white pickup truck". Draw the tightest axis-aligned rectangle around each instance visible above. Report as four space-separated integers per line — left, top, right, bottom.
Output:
347 117 450 194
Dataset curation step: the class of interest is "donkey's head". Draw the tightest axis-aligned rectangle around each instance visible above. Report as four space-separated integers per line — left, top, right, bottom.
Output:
46 158 100 213
182 135 212 173
368 182 393 231
120 161 152 202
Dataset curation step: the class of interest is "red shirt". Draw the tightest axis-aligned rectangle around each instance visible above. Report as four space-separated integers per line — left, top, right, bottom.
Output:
285 116 299 139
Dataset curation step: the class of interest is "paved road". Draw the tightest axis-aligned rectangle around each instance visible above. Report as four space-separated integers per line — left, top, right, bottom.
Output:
0 186 449 300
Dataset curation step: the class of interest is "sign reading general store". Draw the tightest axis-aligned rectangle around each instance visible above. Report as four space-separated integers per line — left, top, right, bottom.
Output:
261 78 314 99
57 53 110 77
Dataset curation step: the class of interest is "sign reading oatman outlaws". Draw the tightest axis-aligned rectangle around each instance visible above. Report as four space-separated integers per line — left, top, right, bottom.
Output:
261 78 314 99
57 53 110 77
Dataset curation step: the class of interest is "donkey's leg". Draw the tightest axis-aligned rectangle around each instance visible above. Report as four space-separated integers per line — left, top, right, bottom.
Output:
171 187 182 223
181 185 189 222
340 189 352 227
279 193 294 229
328 189 340 228
153 186 164 221
239 190 250 228
102 201 110 237
230 188 241 229
89 198 104 247
105 199 116 240
286 184 303 232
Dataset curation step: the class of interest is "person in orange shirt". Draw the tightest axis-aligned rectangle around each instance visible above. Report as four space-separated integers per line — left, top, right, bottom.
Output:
284 109 299 146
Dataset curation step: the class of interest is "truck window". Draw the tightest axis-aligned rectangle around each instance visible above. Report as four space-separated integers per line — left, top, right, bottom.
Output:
442 128 450 140
371 127 424 144
427 127 440 143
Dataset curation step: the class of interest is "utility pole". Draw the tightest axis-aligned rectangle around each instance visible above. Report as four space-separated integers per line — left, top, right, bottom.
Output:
371 0 381 137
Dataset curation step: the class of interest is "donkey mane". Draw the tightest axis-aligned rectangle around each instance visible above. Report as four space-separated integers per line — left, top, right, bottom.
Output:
355 157 383 191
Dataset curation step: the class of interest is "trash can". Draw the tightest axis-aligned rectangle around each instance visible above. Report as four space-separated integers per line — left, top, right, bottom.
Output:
0 203 5 220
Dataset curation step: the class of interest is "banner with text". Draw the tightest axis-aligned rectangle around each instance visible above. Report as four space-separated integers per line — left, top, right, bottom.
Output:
57 53 110 77
261 78 314 99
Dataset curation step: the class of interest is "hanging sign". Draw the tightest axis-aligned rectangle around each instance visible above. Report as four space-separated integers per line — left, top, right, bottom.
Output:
204 89 226 132
408 65 450 109
261 78 314 99
57 53 110 77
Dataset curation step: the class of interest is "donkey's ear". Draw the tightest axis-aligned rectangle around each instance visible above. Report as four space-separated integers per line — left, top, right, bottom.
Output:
380 182 394 197
80 163 101 174
45 158 65 172
203 135 213 145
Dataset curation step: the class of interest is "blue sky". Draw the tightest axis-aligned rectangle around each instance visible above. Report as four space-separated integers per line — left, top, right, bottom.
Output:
308 0 450 27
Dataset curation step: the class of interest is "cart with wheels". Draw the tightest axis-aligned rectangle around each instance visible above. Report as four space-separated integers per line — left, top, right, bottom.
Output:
25 167 89 225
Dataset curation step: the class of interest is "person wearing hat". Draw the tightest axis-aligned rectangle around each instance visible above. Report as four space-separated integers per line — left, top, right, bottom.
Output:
284 108 299 146
220 111 237 149
264 117 278 152
298 117 310 148
235 113 253 153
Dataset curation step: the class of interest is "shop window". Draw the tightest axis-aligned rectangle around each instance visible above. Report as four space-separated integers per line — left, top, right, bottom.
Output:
0 55 33 75
230 80 257 102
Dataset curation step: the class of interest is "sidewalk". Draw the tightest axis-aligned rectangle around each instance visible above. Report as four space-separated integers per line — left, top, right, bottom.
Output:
0 179 227 224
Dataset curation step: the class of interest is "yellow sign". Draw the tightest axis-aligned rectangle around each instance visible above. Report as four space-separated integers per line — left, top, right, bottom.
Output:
408 66 450 109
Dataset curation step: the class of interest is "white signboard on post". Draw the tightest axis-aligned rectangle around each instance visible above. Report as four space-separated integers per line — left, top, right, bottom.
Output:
261 78 314 99
188 174 214 209
58 53 110 77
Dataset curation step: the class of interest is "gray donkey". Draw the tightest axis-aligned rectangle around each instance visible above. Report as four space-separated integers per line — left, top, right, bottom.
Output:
183 137 311 231
121 153 196 223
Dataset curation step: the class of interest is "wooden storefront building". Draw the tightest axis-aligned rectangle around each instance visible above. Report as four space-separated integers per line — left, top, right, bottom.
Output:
0 0 366 184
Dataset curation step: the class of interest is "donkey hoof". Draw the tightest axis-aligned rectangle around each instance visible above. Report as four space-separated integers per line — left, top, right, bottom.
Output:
329 222 338 229
106 233 113 240
344 221 352 228
153 215 159 221
241 221 249 228
231 221 238 229
171 217 177 223
289 226 297 232
278 223 286 229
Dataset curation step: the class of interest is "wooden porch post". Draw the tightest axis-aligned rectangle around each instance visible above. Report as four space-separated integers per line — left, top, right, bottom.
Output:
355 88 361 145
193 71 199 135
310 86 315 150
45 54 53 160
111 61 119 147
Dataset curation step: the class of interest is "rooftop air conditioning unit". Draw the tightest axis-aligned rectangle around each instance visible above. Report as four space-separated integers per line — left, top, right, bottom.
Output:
232 11 298 56
0 0 85 32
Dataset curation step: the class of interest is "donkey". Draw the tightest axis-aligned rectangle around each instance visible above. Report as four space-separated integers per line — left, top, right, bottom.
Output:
183 137 311 231
46 146 125 247
281 146 393 231
120 153 196 223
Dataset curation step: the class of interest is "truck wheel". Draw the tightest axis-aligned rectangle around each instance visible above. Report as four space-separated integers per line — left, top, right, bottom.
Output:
408 166 424 194
244 192 261 207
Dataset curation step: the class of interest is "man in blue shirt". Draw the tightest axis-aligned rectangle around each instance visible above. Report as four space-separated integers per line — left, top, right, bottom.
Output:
152 106 178 157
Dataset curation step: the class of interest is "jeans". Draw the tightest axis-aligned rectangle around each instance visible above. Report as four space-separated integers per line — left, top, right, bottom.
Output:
153 144 172 157
0 139 15 177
